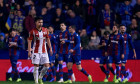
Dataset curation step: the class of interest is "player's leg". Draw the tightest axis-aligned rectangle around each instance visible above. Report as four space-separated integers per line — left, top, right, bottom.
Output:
8 56 15 81
64 62 73 83
58 54 64 82
32 53 40 84
114 56 121 83
38 53 50 84
14 56 22 82
99 56 109 81
65 54 75 82
51 54 56 81
75 55 92 83
121 54 128 83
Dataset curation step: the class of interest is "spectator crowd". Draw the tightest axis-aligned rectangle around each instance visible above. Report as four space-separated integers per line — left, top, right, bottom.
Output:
0 0 140 50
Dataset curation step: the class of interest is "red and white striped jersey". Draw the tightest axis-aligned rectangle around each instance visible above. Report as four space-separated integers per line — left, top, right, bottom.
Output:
29 27 49 53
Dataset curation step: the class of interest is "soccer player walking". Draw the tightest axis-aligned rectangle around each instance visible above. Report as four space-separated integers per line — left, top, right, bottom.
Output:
64 25 92 83
8 29 23 82
105 25 124 83
57 23 75 83
28 17 52 84
119 25 136 83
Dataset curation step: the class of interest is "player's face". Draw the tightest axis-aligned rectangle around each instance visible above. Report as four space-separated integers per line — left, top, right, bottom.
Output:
112 26 118 33
48 27 54 33
60 23 66 31
36 20 43 28
104 34 109 39
68 26 73 33
11 31 16 37
120 26 126 33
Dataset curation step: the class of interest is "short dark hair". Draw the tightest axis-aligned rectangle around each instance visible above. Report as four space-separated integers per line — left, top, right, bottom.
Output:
113 24 119 28
60 22 67 26
48 25 54 29
9 28 17 32
35 16 43 22
119 24 126 27
104 31 110 35
69 25 76 30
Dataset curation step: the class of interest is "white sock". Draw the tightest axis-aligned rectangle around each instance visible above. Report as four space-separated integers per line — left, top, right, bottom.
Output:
33 66 39 83
39 66 49 79
72 73 76 81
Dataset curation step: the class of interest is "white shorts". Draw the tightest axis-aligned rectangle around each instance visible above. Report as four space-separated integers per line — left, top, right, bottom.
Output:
31 53 49 65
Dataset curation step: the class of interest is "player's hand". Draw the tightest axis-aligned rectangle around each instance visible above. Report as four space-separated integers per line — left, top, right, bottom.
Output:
125 11 128 14
56 54 59 58
69 49 74 53
133 53 137 59
61 41 65 44
105 52 108 56
50 49 53 56
102 43 106 46
121 54 124 59
28 51 32 58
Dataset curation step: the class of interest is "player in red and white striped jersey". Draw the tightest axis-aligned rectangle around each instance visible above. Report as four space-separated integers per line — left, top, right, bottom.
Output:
28 17 52 84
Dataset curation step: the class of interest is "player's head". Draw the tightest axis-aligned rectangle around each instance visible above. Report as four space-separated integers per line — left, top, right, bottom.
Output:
104 31 110 38
10 29 17 37
35 16 43 28
112 24 119 33
120 24 126 33
69 25 76 33
48 26 54 34
60 22 67 31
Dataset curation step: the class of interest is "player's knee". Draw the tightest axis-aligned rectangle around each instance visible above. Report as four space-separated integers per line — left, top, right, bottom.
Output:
121 63 125 66
59 61 63 64
44 63 50 67
76 65 82 70
34 64 39 67
99 64 103 66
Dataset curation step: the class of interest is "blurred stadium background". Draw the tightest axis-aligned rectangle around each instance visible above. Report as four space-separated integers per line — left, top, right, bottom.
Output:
0 0 140 83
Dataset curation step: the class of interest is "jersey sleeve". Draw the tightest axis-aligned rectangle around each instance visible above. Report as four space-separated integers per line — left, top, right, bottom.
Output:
128 34 135 49
46 29 49 38
17 36 23 49
28 30 34 40
73 34 80 50
120 35 124 54
105 35 111 52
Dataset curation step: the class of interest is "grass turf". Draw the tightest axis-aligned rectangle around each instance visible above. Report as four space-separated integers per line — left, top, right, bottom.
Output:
0 81 140 84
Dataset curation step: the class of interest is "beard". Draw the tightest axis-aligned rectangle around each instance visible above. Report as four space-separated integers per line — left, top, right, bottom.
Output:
113 30 117 33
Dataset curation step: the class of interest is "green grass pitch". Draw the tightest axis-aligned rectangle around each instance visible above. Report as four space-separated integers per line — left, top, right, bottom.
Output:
0 81 140 84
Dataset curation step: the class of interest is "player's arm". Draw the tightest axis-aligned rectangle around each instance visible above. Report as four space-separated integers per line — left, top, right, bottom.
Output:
28 30 33 57
46 31 53 55
69 34 80 53
56 35 60 54
128 34 137 59
120 35 125 58
17 36 23 48
105 36 110 56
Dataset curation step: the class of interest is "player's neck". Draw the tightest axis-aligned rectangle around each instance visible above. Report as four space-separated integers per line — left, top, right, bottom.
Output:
114 32 118 35
121 32 125 34
62 29 66 32
36 27 42 31
71 31 75 35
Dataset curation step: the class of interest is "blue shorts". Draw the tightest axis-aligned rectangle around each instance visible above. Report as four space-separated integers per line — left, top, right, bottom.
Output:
100 56 109 64
68 55 81 65
108 55 121 64
49 53 56 63
121 54 128 64
58 54 68 63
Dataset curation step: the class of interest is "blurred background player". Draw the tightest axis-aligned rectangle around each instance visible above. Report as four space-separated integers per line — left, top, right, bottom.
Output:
56 22 75 83
119 25 137 83
98 31 110 82
28 17 52 84
105 25 124 83
64 25 92 83
43 26 57 82
7 29 23 82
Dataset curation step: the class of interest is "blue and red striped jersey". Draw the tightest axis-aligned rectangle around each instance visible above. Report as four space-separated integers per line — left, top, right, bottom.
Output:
7 35 23 56
99 37 109 56
121 32 135 55
69 32 81 55
106 33 124 56
57 30 69 54
49 33 57 54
